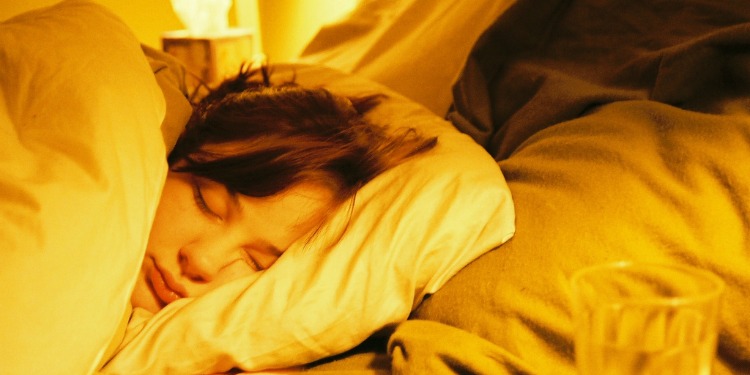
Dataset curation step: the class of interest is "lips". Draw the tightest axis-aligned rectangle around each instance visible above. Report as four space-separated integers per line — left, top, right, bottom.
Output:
148 261 187 306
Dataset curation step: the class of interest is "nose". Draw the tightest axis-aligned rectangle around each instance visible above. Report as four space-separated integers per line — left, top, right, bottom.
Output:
178 242 236 283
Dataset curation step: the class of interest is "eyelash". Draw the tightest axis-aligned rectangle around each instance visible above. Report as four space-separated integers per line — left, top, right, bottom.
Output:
243 251 264 271
191 179 219 219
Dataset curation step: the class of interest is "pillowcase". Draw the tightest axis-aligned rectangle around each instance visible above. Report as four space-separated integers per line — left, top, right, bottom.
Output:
141 44 193 153
0 1 167 373
298 0 515 116
102 64 515 373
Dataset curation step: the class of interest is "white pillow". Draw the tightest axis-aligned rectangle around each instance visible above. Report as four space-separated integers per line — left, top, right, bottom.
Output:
299 0 516 116
103 64 515 373
0 1 167 373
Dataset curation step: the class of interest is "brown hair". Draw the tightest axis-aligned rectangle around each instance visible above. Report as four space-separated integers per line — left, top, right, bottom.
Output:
168 65 437 204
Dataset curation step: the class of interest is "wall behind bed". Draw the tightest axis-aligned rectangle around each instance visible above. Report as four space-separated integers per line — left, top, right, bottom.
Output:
1 0 356 62
0 0 182 48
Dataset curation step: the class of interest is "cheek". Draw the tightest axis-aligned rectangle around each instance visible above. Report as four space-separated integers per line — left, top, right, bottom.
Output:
213 260 254 286
146 206 171 256
146 179 194 256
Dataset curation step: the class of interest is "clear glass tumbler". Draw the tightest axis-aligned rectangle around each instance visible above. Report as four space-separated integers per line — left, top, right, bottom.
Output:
570 262 724 375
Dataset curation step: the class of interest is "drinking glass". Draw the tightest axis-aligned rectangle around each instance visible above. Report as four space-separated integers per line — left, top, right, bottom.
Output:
570 262 724 375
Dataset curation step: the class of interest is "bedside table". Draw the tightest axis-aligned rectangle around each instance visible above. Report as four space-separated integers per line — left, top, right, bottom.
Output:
162 28 254 91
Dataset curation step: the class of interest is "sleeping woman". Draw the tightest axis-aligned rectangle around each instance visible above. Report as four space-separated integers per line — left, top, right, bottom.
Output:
130 66 437 313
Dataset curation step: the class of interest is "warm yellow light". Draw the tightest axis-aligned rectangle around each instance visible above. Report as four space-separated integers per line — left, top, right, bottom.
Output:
170 0 233 36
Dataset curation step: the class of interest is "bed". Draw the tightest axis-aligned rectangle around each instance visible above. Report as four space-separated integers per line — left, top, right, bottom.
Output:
1 0 749 374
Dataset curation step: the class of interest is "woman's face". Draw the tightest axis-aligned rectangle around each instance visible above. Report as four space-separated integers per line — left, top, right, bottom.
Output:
131 171 334 313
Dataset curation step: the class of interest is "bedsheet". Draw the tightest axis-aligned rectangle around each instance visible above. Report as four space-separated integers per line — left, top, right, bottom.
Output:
395 0 750 374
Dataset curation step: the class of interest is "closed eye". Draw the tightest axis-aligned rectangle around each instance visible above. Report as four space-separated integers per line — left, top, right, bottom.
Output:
191 177 221 220
242 244 284 272
247 254 264 271
242 249 266 271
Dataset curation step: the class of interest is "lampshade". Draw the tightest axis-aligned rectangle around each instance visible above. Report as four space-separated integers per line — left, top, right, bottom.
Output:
170 0 232 36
